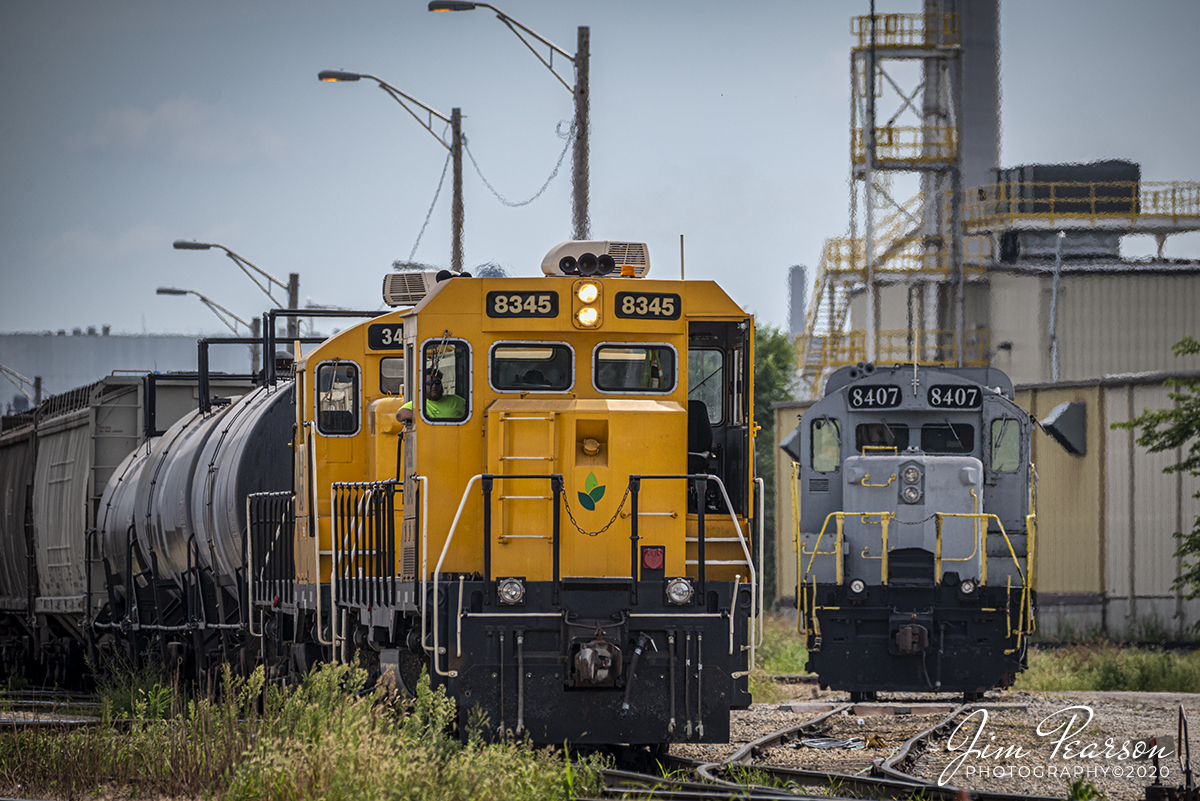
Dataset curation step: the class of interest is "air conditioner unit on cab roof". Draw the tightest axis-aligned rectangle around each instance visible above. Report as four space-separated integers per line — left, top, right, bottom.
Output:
540 240 651 278
382 271 439 307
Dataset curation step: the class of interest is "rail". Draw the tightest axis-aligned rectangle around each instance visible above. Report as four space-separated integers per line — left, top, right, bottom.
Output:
852 125 957 165
850 12 960 48
963 180 1200 228
797 328 991 371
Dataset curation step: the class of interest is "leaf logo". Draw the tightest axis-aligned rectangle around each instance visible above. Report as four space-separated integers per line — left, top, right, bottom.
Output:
577 471 607 512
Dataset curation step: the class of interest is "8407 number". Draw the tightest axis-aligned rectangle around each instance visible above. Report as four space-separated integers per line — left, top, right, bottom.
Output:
849 385 901 408
614 292 681 320
487 291 558 318
928 384 981 409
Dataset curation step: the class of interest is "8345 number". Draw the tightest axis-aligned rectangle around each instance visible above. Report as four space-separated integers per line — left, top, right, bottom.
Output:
614 292 681 320
487 291 558 318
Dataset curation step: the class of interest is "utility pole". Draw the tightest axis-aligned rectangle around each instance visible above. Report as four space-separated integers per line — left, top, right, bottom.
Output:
573 26 590 241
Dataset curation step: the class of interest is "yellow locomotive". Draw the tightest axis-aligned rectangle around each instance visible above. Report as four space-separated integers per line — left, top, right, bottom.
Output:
250 240 760 744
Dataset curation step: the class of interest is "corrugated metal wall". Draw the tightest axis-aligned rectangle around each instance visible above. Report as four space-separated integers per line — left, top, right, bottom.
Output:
1061 275 1200 381
1018 385 1104 595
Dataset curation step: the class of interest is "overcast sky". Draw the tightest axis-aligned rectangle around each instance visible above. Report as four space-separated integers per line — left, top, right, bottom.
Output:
1 0 1197 337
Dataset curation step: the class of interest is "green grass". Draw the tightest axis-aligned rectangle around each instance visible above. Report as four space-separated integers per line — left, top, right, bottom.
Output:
748 614 812 703
0 662 605 801
1016 644 1200 693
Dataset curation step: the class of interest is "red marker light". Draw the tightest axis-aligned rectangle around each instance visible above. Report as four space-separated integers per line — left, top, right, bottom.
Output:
642 547 665 570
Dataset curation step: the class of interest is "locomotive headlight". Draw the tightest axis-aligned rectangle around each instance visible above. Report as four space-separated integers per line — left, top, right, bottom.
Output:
576 306 600 327
576 282 599 303
903 466 921 485
902 485 921 504
497 577 526 605
849 579 866 595
665 577 694 605
572 279 603 328
960 579 977 595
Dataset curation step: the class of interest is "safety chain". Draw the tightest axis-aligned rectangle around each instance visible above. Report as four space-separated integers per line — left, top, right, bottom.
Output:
561 483 632 538
462 119 574 208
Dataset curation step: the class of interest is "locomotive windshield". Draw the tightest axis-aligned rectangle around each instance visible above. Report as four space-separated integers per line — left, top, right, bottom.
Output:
490 343 573 392
921 422 975 453
855 422 910 452
594 344 676 392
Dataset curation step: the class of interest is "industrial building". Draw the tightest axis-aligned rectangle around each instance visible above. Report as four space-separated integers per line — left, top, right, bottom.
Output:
0 331 258 412
785 1 1200 639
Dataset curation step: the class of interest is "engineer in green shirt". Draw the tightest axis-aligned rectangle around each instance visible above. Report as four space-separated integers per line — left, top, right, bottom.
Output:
397 369 466 422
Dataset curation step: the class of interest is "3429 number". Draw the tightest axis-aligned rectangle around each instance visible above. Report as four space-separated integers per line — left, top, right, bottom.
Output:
367 323 404 350
487 292 558 318
614 292 681 320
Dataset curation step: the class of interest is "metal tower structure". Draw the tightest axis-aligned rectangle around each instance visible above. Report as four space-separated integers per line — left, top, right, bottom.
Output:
797 1 992 398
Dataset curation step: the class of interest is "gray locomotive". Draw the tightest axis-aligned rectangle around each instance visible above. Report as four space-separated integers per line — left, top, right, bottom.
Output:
792 363 1036 700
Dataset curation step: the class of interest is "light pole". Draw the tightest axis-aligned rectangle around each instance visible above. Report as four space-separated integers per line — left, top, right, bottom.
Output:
319 70 464 273
157 287 260 373
172 240 300 339
429 1 590 241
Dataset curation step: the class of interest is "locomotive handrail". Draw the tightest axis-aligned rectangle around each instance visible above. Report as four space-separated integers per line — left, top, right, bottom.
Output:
304 422 334 647
630 473 758 674
755 476 766 651
428 473 483 677
933 512 1024 587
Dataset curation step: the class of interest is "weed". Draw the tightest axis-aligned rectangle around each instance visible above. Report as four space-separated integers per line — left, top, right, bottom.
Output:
0 661 604 801
1067 778 1107 799
1016 644 1200 693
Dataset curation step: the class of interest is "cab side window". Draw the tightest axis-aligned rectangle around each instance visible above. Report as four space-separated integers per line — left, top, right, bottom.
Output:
688 348 724 424
420 340 470 423
316 361 360 435
811 418 841 472
990 419 1021 472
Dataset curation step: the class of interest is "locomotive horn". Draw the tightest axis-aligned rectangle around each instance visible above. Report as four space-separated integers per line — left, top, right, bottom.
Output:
863 362 876 374
578 252 599 276
597 254 616 275
559 256 579 275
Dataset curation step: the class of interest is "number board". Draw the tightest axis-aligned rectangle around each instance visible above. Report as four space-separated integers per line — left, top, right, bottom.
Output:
614 291 681 320
487 291 558 318
848 385 902 409
928 384 982 409
367 323 404 350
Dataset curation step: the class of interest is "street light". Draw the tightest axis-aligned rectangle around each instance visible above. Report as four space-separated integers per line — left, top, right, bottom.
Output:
319 70 465 273
157 286 262 374
429 1 590 240
156 287 251 335
172 240 300 339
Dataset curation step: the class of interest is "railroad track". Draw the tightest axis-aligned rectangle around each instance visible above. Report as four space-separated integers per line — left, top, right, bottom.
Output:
595 701 1064 801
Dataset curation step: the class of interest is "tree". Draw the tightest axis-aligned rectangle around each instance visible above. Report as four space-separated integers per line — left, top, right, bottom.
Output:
1111 336 1200 624
754 320 797 606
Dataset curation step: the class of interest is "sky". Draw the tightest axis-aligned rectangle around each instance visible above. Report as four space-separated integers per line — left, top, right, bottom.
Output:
1 0 1198 338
